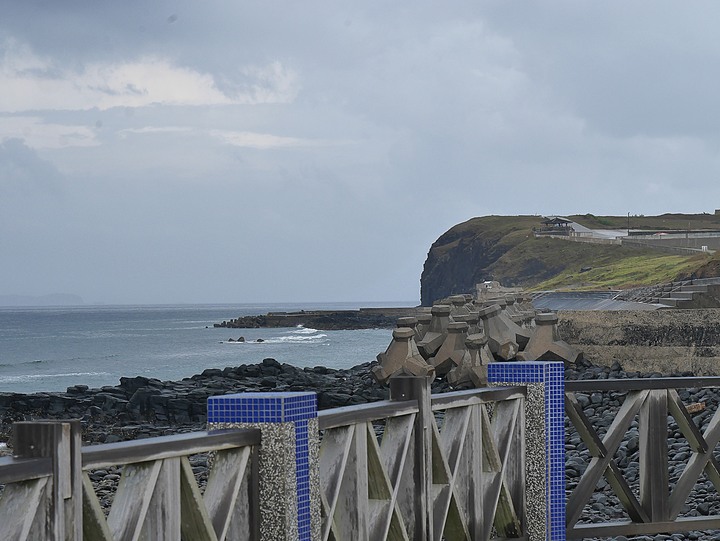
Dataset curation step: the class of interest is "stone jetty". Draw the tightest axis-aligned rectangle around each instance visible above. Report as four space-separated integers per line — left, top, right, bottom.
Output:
214 307 419 330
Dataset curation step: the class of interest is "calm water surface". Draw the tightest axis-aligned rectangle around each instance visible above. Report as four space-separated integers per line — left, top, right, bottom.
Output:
0 302 412 393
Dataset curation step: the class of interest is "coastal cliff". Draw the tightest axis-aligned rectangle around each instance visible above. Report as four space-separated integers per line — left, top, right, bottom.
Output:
420 215 562 305
420 213 720 305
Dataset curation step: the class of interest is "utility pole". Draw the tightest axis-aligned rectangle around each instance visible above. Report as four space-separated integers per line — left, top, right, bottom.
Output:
627 212 630 235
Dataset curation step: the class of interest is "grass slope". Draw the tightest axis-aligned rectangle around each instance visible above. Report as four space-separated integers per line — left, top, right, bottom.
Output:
489 236 708 291
531 252 709 291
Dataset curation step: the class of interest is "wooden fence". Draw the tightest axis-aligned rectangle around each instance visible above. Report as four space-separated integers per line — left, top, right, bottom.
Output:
565 377 720 539
317 378 528 540
0 378 529 541
0 422 261 541
9 373 720 540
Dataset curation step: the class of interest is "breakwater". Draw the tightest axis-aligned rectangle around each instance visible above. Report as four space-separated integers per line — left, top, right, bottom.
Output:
214 305 720 377
214 307 420 330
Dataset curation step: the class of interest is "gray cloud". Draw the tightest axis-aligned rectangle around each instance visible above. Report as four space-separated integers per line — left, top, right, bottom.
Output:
2 2 720 303
0 138 64 195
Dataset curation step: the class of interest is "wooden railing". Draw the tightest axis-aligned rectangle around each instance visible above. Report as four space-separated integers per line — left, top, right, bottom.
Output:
0 421 261 541
0 378 527 541
565 377 720 539
318 377 528 541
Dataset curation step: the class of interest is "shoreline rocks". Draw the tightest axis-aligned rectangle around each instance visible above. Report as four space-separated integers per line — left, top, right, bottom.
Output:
0 359 448 446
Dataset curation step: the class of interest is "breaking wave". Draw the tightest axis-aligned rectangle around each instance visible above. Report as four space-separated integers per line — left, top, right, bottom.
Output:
291 325 320 335
221 326 328 345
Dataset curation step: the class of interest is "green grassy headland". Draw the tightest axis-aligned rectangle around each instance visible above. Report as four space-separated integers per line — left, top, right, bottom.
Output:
421 213 720 304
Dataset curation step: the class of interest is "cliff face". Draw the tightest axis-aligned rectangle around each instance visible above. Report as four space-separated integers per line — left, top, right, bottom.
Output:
420 216 554 305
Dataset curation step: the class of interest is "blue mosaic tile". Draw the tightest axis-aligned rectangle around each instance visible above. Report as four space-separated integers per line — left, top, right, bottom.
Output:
208 391 318 540
488 361 566 541
207 391 317 423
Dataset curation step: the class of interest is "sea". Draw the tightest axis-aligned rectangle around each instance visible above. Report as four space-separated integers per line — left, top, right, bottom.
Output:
0 302 413 395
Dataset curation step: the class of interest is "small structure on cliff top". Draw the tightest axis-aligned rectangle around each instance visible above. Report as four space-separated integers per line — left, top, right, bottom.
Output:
372 292 581 388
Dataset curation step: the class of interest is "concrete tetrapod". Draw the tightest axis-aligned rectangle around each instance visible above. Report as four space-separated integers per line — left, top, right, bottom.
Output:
396 316 421 343
516 311 580 363
417 304 451 360
499 301 532 348
477 303 529 361
452 312 482 336
449 295 472 317
517 295 537 325
431 321 469 376
372 327 435 384
415 313 433 341
447 333 495 389
504 295 527 326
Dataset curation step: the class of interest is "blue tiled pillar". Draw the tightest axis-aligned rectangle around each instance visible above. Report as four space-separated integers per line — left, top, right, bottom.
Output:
489 361 565 541
208 392 320 541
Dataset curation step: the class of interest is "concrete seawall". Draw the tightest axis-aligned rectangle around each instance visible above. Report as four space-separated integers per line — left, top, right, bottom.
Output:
558 308 720 375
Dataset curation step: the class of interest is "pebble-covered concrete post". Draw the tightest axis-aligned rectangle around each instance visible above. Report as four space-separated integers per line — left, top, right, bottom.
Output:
208 392 320 541
488 361 565 541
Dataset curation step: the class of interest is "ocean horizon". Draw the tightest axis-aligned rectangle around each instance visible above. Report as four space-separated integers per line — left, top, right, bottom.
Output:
0 302 416 394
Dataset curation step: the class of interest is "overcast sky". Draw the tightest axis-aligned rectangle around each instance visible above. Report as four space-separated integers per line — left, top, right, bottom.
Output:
2 2 720 305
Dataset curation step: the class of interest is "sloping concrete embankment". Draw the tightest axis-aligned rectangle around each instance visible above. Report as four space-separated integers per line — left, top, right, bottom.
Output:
558 309 720 375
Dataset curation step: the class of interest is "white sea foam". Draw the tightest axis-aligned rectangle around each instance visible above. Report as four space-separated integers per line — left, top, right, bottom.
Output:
0 372 110 383
275 333 327 342
237 334 329 345
222 326 328 345
291 325 319 335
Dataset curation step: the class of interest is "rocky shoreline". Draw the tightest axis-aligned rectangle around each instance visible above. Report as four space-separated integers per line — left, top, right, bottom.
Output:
0 359 405 445
2 359 720 538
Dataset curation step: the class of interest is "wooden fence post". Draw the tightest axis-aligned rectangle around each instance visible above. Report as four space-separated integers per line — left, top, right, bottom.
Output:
639 389 670 521
389 375 433 541
12 420 82 541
